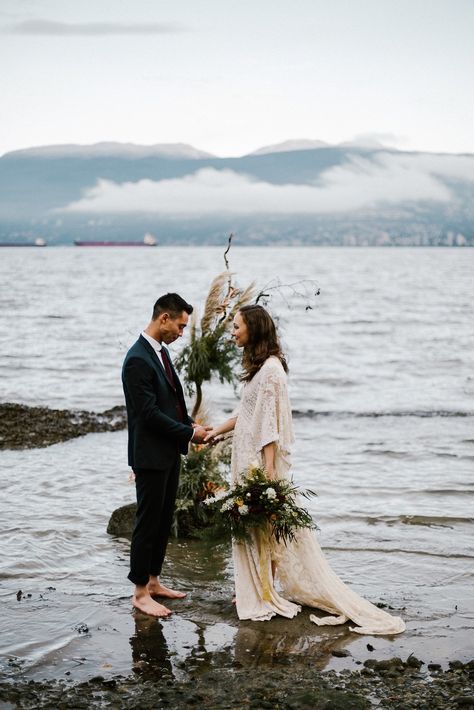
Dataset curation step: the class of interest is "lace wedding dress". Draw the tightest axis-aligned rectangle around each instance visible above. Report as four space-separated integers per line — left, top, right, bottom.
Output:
231 356 405 635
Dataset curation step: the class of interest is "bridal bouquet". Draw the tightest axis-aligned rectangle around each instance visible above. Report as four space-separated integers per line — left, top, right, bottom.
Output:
203 463 316 545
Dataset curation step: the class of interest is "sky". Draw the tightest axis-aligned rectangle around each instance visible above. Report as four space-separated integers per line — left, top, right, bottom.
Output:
1 0 473 158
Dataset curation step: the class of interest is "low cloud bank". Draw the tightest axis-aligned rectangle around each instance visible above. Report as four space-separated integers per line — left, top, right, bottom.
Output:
59 152 474 215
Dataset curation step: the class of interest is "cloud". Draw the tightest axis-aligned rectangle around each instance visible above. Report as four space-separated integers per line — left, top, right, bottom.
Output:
58 152 474 216
5 19 185 35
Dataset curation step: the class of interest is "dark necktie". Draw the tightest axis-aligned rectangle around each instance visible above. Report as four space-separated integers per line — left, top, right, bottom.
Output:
161 347 185 422
161 346 174 384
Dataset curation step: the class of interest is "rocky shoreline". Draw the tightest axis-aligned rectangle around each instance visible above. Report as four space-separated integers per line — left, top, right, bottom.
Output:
2 403 473 707
1 657 473 709
0 402 127 449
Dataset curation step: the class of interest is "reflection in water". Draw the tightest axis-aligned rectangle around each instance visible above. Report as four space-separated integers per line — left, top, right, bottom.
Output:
130 611 223 681
233 612 358 670
129 602 363 680
130 614 173 679
126 534 232 680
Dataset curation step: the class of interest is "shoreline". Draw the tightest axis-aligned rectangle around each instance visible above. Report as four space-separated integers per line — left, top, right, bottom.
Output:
2 650 473 709
0 402 127 450
1 403 472 706
2 549 473 709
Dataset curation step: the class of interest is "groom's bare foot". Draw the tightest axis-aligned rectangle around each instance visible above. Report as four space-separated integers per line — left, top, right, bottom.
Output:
132 593 172 618
147 581 187 599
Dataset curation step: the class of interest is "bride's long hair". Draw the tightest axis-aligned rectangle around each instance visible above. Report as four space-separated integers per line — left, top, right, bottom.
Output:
239 304 288 382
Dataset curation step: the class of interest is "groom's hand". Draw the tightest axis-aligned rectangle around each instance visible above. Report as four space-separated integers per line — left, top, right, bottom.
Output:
191 425 209 444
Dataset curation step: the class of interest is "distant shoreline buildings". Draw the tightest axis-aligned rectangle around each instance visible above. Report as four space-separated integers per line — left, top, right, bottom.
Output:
1 141 472 247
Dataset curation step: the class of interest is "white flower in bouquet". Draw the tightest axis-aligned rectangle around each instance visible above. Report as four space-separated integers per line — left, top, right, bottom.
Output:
238 504 249 516
221 498 235 512
264 487 277 500
202 487 228 505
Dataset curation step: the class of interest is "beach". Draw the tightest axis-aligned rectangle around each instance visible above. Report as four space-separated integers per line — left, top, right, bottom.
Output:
0 412 473 708
1 246 473 706
0 406 472 709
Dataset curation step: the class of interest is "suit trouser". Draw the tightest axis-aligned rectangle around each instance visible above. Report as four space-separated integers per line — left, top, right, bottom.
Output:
128 457 181 586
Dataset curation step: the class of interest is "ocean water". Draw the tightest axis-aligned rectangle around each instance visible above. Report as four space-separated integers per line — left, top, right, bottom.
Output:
0 246 473 677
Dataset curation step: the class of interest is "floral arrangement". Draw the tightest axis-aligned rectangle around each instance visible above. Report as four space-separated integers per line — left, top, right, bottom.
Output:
203 463 316 545
172 441 230 537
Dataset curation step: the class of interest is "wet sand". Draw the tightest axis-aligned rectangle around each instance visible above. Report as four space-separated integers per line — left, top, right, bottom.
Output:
1 537 473 709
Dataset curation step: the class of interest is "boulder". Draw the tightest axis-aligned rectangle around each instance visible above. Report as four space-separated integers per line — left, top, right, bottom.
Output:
106 503 136 536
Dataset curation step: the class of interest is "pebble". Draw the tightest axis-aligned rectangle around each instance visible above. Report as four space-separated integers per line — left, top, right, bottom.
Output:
3 658 472 709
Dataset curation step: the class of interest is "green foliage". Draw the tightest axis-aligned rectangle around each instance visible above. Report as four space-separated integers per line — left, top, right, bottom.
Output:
173 442 230 538
175 324 239 396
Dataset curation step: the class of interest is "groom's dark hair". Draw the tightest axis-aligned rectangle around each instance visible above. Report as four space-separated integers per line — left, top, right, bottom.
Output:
152 293 193 320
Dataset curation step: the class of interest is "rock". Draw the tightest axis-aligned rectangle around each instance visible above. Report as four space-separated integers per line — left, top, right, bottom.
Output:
106 503 136 536
331 649 351 658
363 657 404 672
74 623 89 634
0 402 127 450
286 688 369 709
406 654 424 669
1 662 474 710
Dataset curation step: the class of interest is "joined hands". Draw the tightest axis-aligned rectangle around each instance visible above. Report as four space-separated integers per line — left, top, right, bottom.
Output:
203 429 223 445
191 423 213 444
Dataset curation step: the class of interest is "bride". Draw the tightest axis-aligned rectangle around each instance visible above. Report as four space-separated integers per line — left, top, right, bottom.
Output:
205 304 405 635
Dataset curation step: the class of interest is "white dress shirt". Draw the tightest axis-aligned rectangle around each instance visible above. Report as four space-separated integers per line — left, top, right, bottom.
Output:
141 331 166 369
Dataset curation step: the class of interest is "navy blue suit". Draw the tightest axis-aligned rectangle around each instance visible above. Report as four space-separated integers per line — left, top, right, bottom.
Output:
122 335 193 585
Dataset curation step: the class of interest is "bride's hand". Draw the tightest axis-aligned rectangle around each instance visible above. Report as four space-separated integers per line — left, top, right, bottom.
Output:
204 429 221 444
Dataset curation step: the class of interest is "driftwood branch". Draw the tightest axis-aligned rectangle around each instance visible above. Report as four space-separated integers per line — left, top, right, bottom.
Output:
255 278 321 311
223 232 234 271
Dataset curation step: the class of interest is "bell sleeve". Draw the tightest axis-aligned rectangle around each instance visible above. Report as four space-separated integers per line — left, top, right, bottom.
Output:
250 366 294 458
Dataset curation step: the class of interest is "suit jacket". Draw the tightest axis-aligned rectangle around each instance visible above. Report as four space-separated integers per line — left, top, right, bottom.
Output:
122 335 193 469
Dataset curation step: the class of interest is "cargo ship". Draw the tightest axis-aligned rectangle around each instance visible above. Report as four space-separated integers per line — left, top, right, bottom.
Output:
0 238 46 247
74 233 157 247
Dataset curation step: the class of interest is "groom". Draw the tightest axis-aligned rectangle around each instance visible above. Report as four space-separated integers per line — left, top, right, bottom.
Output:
122 292 209 617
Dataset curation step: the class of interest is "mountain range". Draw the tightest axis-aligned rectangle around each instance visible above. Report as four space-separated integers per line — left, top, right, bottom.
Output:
0 140 472 245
